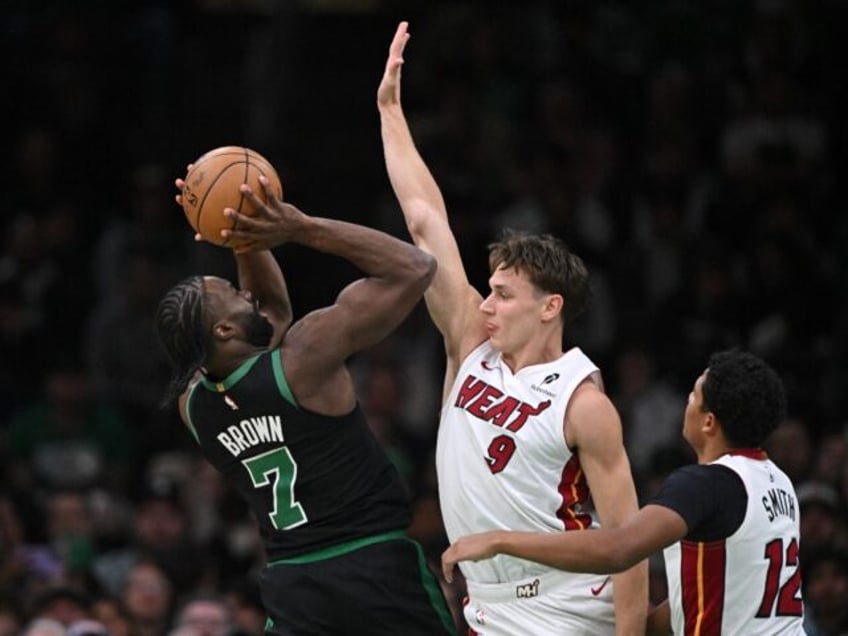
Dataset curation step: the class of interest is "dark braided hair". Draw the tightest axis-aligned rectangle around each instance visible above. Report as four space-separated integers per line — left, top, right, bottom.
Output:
155 275 208 407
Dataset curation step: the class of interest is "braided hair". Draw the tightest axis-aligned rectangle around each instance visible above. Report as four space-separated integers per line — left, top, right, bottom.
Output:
155 275 208 407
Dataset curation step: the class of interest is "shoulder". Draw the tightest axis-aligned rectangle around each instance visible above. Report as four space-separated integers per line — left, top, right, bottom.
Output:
565 381 622 447
652 464 748 537
663 463 746 494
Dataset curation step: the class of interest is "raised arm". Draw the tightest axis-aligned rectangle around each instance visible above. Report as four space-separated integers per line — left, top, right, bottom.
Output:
223 178 435 409
377 21 486 379
176 175 293 348
233 251 292 349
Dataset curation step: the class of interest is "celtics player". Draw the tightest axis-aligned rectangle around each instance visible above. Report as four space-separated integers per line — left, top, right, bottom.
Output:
443 350 807 636
156 176 455 635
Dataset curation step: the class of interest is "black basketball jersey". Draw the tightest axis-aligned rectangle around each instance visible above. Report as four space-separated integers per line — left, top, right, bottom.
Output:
184 350 411 560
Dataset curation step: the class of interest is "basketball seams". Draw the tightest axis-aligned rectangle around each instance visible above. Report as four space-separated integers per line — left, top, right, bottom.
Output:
182 146 282 247
196 160 248 245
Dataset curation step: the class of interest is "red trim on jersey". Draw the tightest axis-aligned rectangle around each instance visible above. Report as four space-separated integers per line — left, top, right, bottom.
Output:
680 540 726 635
724 448 768 460
556 455 592 530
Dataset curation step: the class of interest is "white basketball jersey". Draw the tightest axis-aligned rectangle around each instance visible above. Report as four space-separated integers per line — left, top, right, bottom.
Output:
437 341 602 584
663 452 806 635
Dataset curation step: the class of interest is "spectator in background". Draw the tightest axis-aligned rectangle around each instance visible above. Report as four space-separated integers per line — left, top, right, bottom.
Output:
809 431 848 487
92 476 205 600
92 163 189 301
0 603 23 636
765 416 814 484
85 247 180 465
611 343 685 485
43 490 96 589
21 618 65 636
802 548 848 636
26 585 91 629
67 619 109 636
222 579 265 636
796 481 848 557
170 594 234 636
89 596 132 636
120 559 176 636
5 365 132 493
358 357 424 493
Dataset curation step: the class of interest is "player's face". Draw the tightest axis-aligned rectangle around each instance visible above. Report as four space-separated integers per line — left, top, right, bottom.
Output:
236 308 274 348
203 277 274 348
683 370 708 448
480 265 549 354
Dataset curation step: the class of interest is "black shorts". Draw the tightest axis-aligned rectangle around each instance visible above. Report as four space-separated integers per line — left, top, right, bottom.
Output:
260 531 456 635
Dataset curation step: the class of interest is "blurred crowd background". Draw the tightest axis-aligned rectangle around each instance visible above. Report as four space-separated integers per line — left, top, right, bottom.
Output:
1 1 847 634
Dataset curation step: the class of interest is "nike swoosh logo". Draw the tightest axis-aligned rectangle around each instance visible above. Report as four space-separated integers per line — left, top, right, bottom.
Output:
591 576 611 596
481 360 493 370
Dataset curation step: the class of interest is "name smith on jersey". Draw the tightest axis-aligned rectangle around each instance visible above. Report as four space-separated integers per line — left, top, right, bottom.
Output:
761 486 796 523
217 415 284 457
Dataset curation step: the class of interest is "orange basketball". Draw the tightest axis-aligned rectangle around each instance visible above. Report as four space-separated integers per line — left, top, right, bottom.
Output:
181 146 283 247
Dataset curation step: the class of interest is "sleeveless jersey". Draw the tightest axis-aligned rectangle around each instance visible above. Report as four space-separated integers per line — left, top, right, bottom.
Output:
663 452 805 636
185 350 411 561
436 341 601 583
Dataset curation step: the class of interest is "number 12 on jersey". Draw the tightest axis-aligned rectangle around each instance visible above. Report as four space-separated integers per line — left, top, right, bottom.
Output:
756 537 803 618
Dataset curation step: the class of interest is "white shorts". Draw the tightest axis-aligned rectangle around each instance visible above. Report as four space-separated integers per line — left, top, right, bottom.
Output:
463 569 615 636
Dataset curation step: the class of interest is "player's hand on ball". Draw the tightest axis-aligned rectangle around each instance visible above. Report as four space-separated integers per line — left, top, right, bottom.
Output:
221 176 306 251
175 166 204 242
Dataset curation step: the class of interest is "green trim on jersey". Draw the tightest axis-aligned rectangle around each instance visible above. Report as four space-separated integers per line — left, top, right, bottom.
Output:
199 352 263 392
184 382 200 443
411 539 458 635
271 350 297 407
267 530 407 565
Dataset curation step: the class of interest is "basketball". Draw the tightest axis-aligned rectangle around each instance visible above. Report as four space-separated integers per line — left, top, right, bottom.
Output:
180 146 283 247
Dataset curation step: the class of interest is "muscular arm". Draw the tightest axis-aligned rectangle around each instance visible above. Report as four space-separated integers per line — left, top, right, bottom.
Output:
566 385 649 636
377 21 485 385
223 180 435 412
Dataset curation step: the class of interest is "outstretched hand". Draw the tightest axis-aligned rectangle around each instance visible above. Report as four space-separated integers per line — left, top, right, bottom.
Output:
441 531 501 583
377 21 410 109
220 176 307 253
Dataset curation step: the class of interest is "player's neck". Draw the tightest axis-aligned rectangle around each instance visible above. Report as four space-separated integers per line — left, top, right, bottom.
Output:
204 344 266 380
500 335 563 373
697 439 733 465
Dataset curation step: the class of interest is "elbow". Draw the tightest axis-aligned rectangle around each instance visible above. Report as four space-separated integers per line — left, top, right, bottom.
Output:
414 251 437 290
403 199 439 239
402 248 436 296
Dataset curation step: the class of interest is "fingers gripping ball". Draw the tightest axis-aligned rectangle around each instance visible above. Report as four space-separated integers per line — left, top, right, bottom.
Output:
181 146 283 247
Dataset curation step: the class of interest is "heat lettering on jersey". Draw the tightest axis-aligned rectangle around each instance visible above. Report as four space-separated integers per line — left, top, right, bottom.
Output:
761 487 796 522
454 375 551 432
218 415 284 457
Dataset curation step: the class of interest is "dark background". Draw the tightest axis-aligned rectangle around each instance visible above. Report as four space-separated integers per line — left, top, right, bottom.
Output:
1 1 847 633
